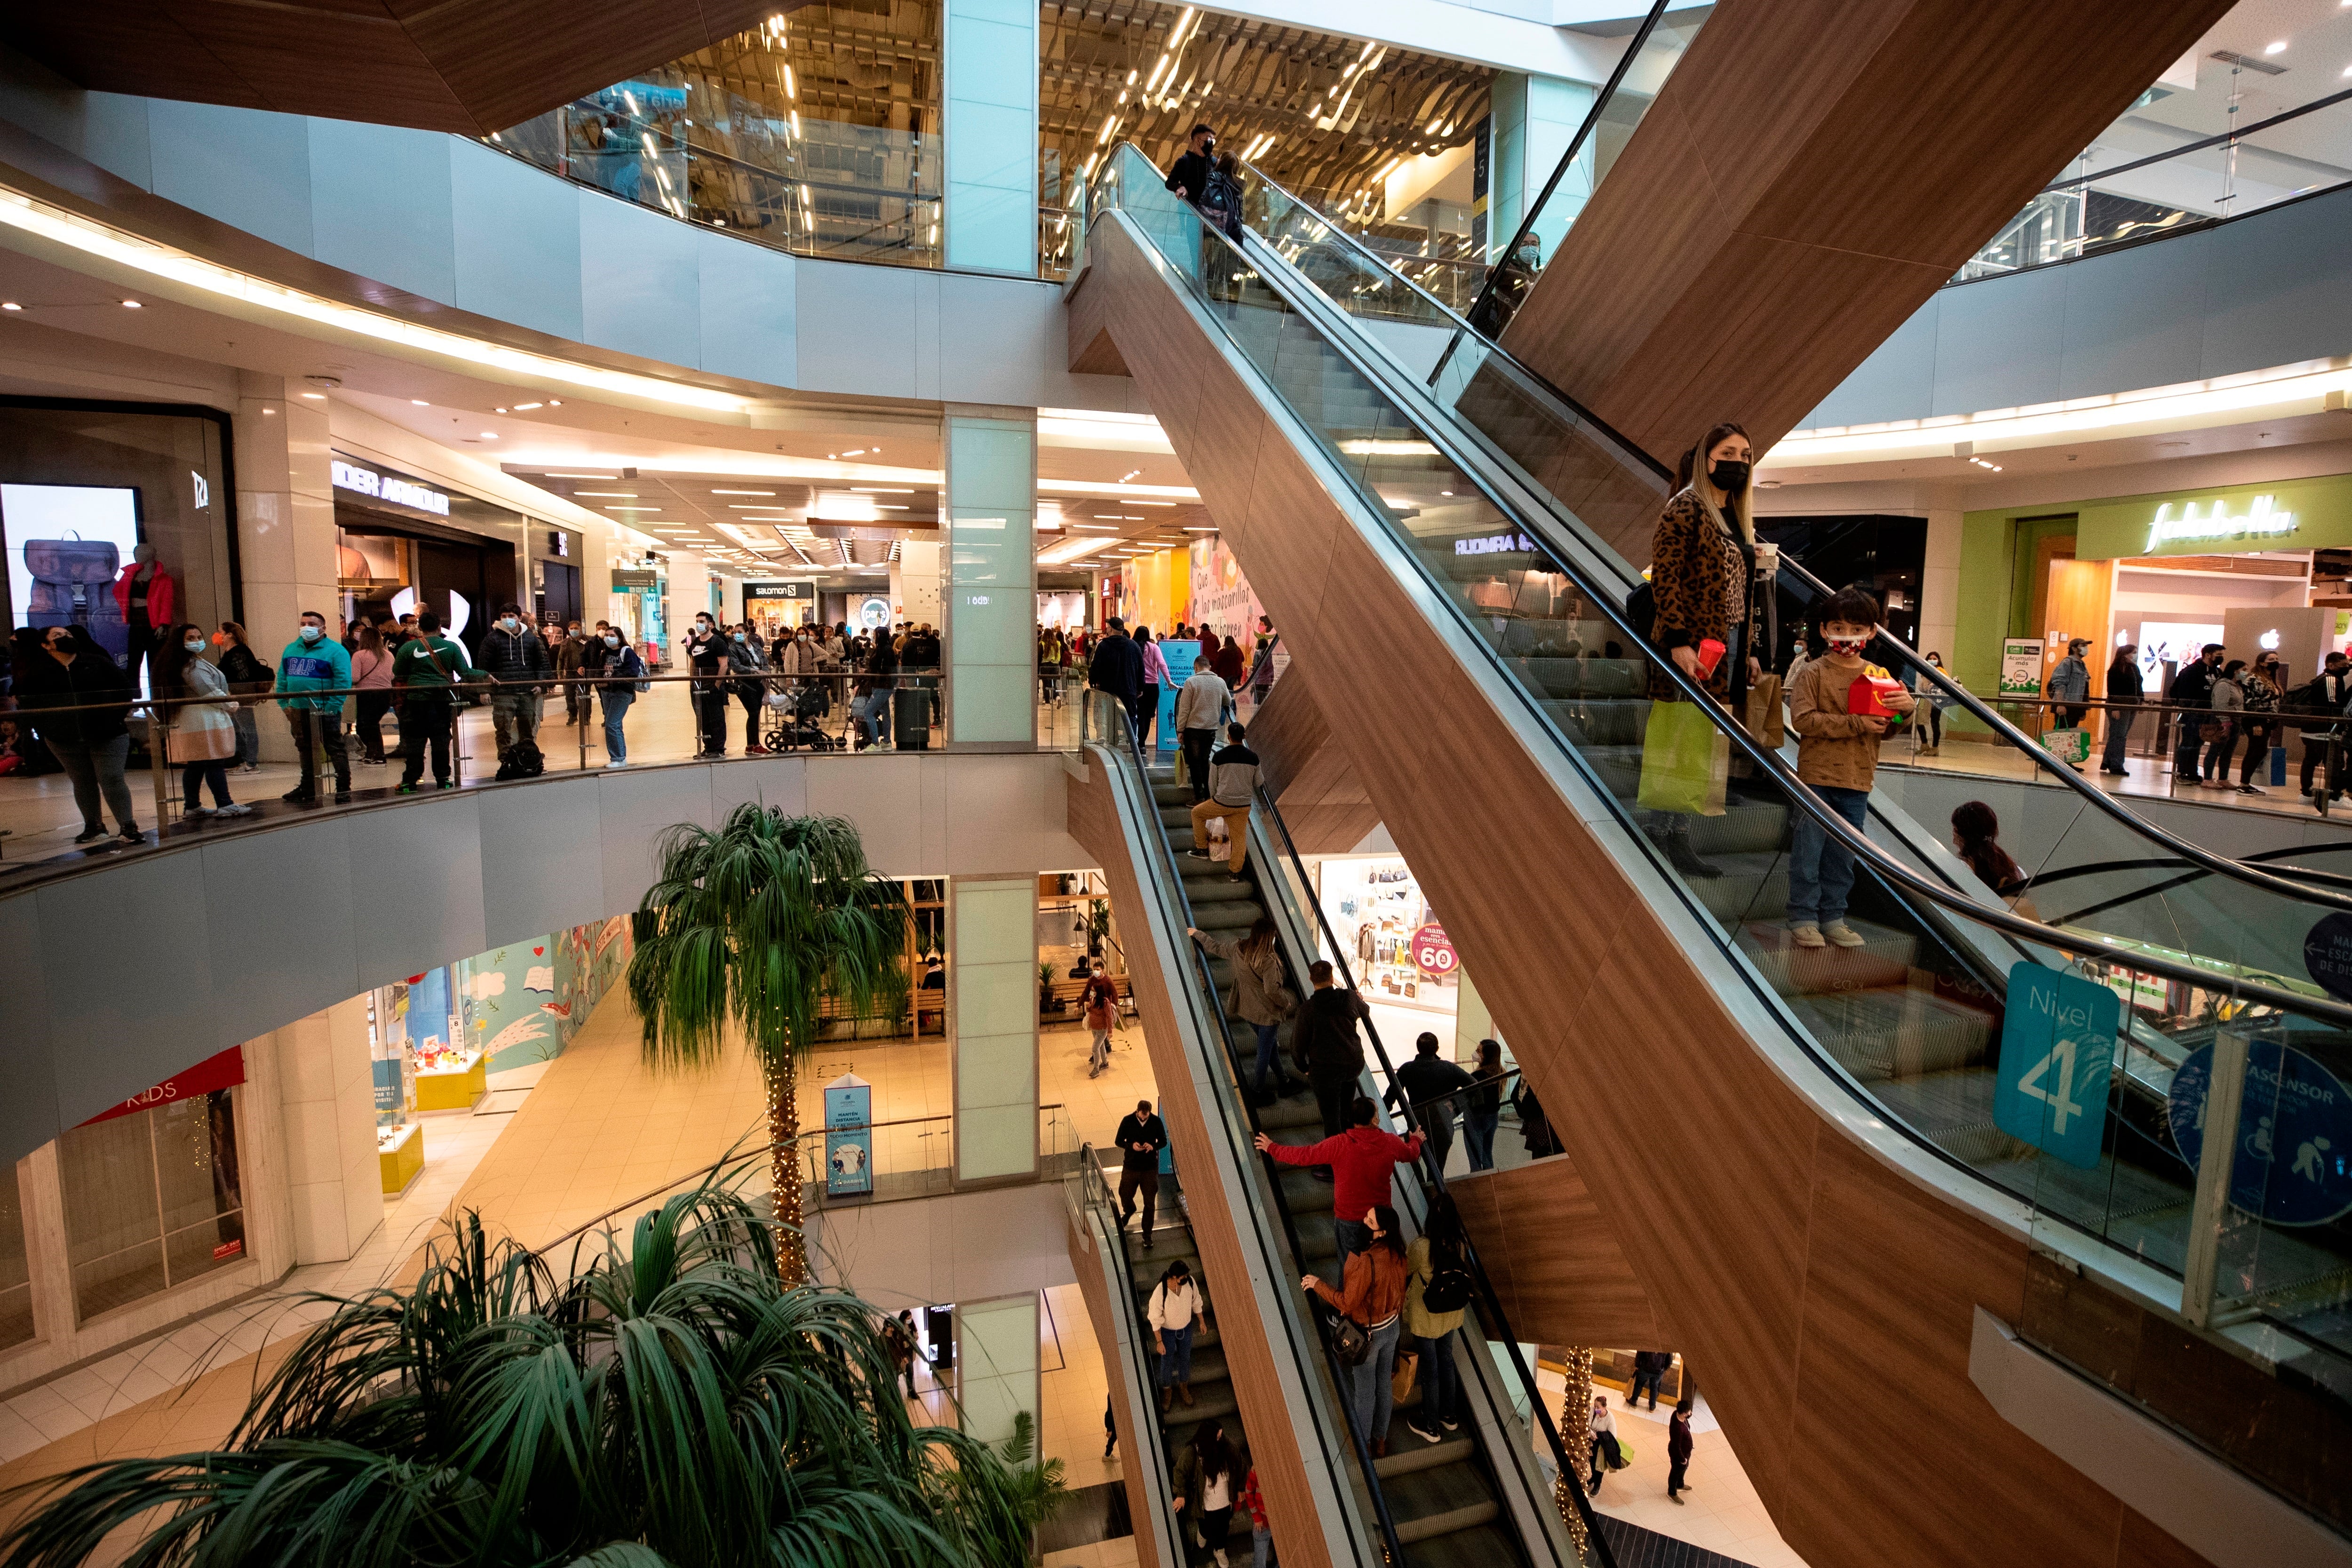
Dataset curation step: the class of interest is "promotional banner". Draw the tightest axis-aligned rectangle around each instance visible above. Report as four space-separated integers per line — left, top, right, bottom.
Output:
1156 639 1199 753
1997 639 2044 698
1188 536 1265 648
823 1073 874 1196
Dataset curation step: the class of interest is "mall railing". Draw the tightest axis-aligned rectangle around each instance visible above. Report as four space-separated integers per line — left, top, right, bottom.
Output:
1085 147 2352 1527
1956 86 2352 281
0 666 1091 875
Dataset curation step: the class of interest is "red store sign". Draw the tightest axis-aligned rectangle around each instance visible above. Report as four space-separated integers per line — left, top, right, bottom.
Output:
76 1047 246 1129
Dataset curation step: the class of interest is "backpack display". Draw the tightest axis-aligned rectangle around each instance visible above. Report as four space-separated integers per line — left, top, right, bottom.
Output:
23 536 127 664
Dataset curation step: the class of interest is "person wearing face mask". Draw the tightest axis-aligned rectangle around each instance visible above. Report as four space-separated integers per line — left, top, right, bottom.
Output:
156 623 250 819
390 608 477 791
553 622 592 728
17 624 141 844
1644 421 1765 878
686 613 731 756
596 628 647 767
274 609 353 804
1785 587 1913 948
728 622 773 754
478 602 553 762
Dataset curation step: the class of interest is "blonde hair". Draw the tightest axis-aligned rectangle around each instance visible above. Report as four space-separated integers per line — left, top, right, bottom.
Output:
1683 421 1755 544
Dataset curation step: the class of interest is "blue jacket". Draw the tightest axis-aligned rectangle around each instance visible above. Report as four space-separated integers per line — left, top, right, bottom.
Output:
275 633 351 712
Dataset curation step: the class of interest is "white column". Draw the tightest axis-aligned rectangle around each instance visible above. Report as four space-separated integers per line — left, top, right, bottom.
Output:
1486 74 1594 265
952 875 1038 1182
273 995 385 1264
943 0 1039 275
1919 508 1964 668
234 372 336 760
954 1292 1041 1449
943 407 1037 746
900 540 944 627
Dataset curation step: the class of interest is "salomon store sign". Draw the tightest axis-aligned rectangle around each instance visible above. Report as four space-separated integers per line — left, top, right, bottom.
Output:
1992 962 2118 1170
2073 470 2352 560
2167 1040 2352 1227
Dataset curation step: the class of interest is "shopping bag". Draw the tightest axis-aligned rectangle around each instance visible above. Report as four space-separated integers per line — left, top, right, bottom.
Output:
2042 727 2091 765
1636 700 1729 817
1743 673 1786 749
1609 1434 1635 1470
1391 1348 1419 1404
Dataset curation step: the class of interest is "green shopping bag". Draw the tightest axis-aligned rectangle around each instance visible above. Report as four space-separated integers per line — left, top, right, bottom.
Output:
1637 699 1730 817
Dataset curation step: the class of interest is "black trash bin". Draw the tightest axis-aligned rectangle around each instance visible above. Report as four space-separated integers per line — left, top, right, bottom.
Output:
893 684 932 750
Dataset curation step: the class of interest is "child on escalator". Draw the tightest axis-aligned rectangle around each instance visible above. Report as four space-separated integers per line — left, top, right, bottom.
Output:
1785 587 1914 951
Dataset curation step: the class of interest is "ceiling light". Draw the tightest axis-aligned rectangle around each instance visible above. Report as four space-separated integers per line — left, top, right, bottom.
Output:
121 299 141 308
0 302 19 310
547 471 617 479
851 486 914 493
711 489 775 495
1073 523 1119 531
411 398 429 406
479 431 498 438
842 448 867 456
575 491 637 497
2265 39 2287 54
604 504 659 511
513 401 543 411
300 392 325 399
1182 525 1217 532
495 406 508 413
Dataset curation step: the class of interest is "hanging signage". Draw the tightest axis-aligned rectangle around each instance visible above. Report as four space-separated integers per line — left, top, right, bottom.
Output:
2168 1038 2352 1227
78 1047 246 1128
1991 962 2117 1170
330 458 450 517
823 1072 874 1197
612 569 659 589
1998 639 2044 697
1410 922 1458 979
745 581 813 601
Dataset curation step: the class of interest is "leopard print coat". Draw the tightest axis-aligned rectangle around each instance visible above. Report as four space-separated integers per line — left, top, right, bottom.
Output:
1646 487 1753 702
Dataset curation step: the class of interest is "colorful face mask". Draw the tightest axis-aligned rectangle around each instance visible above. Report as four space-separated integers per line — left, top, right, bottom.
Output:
1825 635 1870 657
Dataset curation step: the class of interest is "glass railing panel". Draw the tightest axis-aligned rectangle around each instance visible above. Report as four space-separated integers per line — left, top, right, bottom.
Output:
1955 94 2352 281
1089 149 2352 1417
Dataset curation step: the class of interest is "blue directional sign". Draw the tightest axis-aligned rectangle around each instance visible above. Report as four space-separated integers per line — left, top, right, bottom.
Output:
1994 963 2119 1170
823 1073 873 1197
2169 1040 2352 1228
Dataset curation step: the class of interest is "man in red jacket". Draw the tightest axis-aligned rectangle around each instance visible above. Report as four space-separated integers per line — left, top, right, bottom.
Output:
1255 1098 1423 1274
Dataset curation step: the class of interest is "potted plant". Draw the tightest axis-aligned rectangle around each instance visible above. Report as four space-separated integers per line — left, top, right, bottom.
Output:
1039 960 1062 1018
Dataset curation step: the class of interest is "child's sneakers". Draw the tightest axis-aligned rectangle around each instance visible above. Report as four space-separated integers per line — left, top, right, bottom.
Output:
1823 921 1867 948
1790 922 1827 949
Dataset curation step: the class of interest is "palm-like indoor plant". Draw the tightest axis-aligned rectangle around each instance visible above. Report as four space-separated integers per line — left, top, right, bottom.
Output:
629 807 909 1280
0 1178 1041 1565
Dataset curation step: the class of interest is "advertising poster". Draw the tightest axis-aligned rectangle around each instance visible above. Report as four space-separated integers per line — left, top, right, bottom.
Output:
1187 536 1265 648
823 1073 874 1197
1997 638 2044 697
1156 639 1199 753
2 483 142 674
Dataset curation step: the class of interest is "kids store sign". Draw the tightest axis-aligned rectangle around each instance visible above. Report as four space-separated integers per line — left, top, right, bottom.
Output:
2074 471 2352 561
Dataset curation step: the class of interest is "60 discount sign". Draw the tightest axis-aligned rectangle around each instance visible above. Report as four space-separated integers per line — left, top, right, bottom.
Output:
1411 923 1457 979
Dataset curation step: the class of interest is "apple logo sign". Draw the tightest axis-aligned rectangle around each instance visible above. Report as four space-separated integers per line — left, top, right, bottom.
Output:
2260 629 2282 651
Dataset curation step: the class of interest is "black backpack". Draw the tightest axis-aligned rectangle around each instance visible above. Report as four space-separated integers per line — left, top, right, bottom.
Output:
1198 169 1243 237
1419 1243 1474 1315
495 739 545 781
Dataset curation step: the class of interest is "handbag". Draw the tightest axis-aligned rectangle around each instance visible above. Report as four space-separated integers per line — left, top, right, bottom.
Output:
1391 1347 1419 1404
1329 1314 1371 1367
166 716 238 763
1743 672 1786 749
1636 700 1729 817
2198 717 2225 744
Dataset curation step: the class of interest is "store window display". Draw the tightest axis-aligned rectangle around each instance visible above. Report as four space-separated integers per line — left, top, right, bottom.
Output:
1320 858 1459 1012
58 1083 246 1323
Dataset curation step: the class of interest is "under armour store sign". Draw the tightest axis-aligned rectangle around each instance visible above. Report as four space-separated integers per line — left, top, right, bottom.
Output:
2072 470 2352 560
331 458 450 516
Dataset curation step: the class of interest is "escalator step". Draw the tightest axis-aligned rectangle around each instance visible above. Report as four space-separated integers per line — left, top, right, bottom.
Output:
1376 1431 1476 1477
1402 1520 1518 1568
1383 1460 1500 1541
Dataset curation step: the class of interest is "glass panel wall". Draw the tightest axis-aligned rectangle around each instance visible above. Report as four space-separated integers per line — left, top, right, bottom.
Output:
59 1091 245 1324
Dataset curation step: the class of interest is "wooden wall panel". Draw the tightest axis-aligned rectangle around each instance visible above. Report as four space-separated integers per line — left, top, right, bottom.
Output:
1497 0 2238 548
2 0 786 137
1450 1159 1660 1349
1063 215 2194 1568
1240 667 1381 854
1066 1210 1166 1568
1065 761 1336 1568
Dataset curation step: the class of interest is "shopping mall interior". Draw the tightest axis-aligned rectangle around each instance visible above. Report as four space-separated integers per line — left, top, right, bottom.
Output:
0 0 2346 1564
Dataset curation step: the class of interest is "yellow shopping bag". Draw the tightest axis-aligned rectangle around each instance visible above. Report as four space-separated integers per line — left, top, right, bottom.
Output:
1636 700 1730 817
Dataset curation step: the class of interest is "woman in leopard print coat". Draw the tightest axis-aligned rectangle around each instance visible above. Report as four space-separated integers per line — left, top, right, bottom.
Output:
1646 423 1761 707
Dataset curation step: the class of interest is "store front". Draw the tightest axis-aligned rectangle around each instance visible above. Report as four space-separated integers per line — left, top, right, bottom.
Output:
0 397 238 699
745 578 818 639
332 453 525 658
530 526 585 627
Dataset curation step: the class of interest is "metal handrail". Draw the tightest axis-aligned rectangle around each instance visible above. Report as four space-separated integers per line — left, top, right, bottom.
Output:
2034 84 2352 195
1253 790 1619 1562
1070 1146 1190 1563
1084 692 1409 1568
1084 184 2352 1025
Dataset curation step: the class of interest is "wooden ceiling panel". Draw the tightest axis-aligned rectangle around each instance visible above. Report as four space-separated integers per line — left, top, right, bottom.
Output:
0 0 802 137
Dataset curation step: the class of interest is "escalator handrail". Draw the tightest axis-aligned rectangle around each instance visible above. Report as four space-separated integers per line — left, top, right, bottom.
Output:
1082 175 2352 1033
1251 784 1621 1562
1085 696 1408 1568
1073 1147 1192 1568
1770 552 2352 915
1453 0 1681 343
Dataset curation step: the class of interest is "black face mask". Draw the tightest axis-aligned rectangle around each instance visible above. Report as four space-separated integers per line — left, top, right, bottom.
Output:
1708 459 1750 493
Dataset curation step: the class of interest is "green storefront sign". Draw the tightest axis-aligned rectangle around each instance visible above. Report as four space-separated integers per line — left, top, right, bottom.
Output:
2074 470 2352 560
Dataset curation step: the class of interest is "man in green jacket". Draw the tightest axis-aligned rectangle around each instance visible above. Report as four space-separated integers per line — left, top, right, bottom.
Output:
390 608 478 792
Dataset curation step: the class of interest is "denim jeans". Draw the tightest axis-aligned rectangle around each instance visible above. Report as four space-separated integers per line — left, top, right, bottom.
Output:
1415 1330 1462 1430
2100 707 2133 771
853 691 890 746
1332 1218 1372 1278
1347 1317 1402 1446
1787 783 1870 927
1251 1022 1284 1094
1158 1322 1194 1387
1462 1110 1500 1171
601 688 634 762
1252 1526 1271 1568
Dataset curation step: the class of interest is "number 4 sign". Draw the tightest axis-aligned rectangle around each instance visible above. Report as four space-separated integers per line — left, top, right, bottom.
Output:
1993 962 2120 1170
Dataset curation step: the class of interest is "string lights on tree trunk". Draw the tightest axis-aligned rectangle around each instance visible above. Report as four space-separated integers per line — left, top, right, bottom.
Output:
1554 1345 1594 1558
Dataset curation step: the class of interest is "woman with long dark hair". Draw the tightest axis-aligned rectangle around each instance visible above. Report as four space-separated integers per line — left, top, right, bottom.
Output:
1171 1417 1241 1567
2100 644 2143 776
349 621 395 765
1303 1202 1409 1456
155 622 249 819
16 624 140 844
1189 913 1298 1099
1402 1191 1470 1444
1462 1039 1507 1171
1951 801 2032 912
215 621 270 771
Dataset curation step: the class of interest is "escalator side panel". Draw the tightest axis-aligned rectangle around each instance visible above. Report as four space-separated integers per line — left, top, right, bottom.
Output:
1446 1162 1662 1349
1238 668 1382 855
1065 757 1348 1568
1067 1203 1181 1568
1072 209 2170 1568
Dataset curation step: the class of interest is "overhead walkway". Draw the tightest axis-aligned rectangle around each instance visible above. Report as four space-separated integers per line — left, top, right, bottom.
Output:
1062 144 2352 1568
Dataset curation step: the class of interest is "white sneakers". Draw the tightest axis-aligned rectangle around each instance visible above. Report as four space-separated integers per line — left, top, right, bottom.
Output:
1790 921 1866 949
604 759 630 769
1790 923 1826 948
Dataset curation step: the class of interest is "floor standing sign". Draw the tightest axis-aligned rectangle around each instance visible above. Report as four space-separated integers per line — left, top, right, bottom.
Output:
824 1072 874 1197
1998 639 2045 699
1993 962 2119 1169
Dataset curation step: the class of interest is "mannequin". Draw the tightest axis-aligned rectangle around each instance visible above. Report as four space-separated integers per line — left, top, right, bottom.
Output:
112 542 176 695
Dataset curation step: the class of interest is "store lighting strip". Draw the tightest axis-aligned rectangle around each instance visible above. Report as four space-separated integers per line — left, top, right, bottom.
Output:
0 186 749 414
1769 362 2352 466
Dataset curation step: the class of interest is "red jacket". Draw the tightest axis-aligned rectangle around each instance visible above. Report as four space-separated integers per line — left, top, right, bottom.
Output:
1265 1125 1422 1220
112 566 175 629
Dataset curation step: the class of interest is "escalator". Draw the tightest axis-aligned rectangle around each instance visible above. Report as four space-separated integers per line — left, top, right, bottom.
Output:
1068 695 1604 1568
1067 143 2352 1563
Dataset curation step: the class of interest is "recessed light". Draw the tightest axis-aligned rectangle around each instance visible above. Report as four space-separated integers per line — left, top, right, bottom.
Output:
513 402 543 411
300 392 325 399
120 299 141 308
548 399 562 406
411 398 429 406
712 489 775 496
494 406 508 414
0 302 19 311
479 431 498 439
548 472 616 479
2264 39 2287 54
575 491 637 497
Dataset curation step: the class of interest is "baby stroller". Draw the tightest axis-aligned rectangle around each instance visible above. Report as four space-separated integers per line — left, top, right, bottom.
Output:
765 682 839 752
